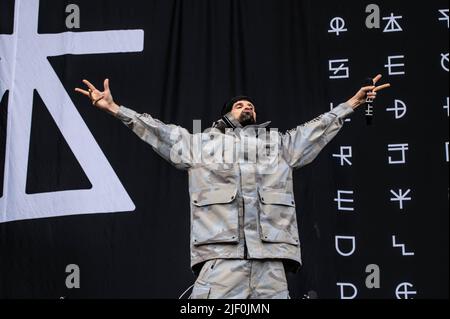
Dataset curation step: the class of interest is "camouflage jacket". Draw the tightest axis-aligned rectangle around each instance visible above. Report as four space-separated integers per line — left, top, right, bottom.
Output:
115 102 354 274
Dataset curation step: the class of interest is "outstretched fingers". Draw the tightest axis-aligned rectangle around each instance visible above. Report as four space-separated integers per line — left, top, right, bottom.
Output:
82 79 98 92
374 83 391 92
372 74 383 85
104 78 110 91
75 88 90 97
362 85 376 92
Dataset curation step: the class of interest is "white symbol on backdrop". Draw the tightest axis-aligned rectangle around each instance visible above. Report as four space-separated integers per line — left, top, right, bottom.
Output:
334 190 354 211
388 144 409 165
385 55 405 75
438 9 449 28
386 99 407 119
329 59 350 79
443 97 449 117
0 0 143 223
383 13 403 32
390 189 412 210
395 283 417 299
337 283 358 299
445 142 449 162
335 236 356 257
441 53 449 72
328 17 348 36
333 146 353 166
392 236 415 256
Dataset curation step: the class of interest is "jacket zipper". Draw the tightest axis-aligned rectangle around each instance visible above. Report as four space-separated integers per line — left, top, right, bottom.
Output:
244 242 248 259
242 197 248 259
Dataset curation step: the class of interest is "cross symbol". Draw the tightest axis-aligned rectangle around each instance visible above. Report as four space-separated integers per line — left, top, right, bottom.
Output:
0 0 143 222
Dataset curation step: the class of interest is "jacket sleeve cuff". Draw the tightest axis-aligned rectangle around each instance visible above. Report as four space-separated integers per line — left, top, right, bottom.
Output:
114 105 138 122
330 102 355 119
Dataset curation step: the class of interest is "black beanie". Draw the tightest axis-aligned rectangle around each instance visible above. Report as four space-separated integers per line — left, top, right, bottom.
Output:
221 95 256 116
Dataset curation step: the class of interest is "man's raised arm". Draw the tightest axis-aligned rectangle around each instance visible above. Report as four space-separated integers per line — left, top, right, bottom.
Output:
281 74 391 169
75 79 193 170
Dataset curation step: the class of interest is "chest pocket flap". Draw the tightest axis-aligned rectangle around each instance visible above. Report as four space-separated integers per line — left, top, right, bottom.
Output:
258 189 296 207
192 187 238 206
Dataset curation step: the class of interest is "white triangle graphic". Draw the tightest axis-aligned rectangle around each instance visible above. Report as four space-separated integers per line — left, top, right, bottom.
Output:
0 0 143 223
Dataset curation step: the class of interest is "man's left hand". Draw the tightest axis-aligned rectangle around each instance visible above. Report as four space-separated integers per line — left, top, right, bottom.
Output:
346 74 391 110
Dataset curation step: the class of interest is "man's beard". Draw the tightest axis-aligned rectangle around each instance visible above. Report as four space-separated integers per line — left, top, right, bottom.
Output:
238 112 256 126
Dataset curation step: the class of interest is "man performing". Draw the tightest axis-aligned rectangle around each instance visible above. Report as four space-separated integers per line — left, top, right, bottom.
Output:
75 75 390 299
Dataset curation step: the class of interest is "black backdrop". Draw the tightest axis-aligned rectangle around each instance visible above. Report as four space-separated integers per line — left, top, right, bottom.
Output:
0 0 448 299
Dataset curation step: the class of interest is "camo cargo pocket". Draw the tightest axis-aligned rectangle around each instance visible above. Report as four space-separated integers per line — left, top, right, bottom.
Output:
257 189 299 246
191 187 239 246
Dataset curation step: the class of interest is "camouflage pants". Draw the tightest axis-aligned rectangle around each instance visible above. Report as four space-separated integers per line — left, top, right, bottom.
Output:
190 259 290 299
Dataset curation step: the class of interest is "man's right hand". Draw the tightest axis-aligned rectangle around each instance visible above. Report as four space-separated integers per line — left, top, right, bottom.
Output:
75 78 120 116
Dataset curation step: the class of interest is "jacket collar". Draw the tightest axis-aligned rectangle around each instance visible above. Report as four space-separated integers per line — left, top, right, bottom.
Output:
213 112 271 133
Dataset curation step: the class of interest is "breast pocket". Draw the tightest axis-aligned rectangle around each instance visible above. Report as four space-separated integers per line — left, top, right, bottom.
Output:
191 187 239 246
257 189 299 245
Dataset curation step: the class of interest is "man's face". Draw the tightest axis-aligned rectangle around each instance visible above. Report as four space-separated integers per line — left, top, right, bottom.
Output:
230 100 257 126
